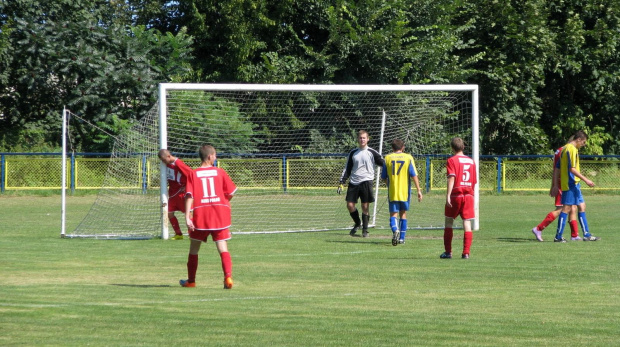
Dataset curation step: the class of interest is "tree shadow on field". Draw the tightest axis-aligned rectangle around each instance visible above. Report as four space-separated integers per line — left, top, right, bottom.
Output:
497 237 534 243
326 234 399 247
110 284 173 288
326 239 393 246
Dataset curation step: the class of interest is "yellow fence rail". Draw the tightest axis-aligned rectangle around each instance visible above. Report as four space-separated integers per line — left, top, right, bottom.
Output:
2 153 620 193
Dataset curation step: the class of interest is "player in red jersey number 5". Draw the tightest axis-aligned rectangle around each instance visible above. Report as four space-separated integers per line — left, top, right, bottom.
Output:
441 137 478 260
181 145 237 289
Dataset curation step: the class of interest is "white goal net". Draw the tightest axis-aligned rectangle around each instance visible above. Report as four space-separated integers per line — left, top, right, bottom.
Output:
68 84 478 239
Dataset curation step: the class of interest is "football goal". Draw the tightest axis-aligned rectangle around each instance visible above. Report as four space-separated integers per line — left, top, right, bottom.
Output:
66 84 479 239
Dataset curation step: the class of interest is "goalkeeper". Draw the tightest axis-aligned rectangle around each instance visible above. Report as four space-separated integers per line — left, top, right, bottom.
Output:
338 130 384 237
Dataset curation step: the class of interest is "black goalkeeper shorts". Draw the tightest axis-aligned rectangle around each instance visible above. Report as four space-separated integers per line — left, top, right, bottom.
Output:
345 180 375 204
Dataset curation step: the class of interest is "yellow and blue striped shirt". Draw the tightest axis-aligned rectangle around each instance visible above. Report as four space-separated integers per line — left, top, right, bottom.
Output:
557 143 580 191
381 152 418 202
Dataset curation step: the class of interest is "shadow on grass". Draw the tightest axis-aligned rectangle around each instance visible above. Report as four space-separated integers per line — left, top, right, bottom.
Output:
110 284 173 288
496 237 535 242
325 238 392 246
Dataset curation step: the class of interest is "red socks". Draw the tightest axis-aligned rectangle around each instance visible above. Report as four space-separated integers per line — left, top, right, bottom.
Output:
569 220 579 238
187 254 198 283
220 252 232 278
170 216 183 236
187 252 232 284
538 213 578 237
443 228 453 253
537 212 557 231
463 231 473 255
444 228 473 256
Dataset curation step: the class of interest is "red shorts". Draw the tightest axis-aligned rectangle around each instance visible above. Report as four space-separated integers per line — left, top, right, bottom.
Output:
445 194 475 220
554 190 562 207
168 194 186 213
189 228 231 243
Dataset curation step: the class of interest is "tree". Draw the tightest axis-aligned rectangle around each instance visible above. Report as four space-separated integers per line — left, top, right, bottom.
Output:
541 0 620 154
0 0 193 152
453 0 554 155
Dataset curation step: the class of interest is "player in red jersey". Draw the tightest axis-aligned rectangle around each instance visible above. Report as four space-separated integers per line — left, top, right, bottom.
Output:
441 137 477 259
158 149 193 240
531 144 580 241
181 145 237 289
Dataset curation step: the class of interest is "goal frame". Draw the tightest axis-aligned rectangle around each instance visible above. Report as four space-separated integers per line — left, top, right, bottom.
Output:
158 83 480 240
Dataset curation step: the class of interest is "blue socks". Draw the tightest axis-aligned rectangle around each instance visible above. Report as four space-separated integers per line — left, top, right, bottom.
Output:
555 212 568 240
578 211 590 237
390 217 398 233
390 218 408 241
399 219 407 241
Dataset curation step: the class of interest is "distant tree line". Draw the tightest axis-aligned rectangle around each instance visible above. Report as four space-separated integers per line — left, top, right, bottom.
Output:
1 0 618 155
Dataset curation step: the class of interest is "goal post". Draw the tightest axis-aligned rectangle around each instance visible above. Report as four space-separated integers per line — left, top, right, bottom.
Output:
68 83 479 239
159 83 480 236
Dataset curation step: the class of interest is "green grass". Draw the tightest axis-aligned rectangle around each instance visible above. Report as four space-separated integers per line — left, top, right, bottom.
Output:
0 194 619 346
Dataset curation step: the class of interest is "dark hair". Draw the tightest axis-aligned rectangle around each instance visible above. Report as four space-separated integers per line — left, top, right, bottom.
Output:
391 139 404 151
572 130 588 141
199 145 216 161
158 149 170 160
450 137 465 152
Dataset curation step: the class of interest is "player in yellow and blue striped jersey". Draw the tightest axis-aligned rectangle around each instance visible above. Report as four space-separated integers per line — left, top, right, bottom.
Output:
381 139 423 246
552 130 599 242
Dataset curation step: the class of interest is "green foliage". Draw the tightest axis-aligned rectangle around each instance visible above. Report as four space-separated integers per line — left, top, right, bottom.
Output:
168 91 261 154
455 0 553 154
0 126 59 152
2 0 620 155
541 0 620 153
0 0 193 152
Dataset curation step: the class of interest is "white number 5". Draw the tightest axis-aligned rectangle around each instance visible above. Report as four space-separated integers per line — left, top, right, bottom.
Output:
462 164 470 182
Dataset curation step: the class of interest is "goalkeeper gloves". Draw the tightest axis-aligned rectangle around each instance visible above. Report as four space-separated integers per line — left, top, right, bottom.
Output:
337 184 344 195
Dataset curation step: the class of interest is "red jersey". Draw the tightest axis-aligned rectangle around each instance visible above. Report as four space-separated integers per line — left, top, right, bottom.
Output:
185 166 237 231
446 154 477 195
165 159 192 198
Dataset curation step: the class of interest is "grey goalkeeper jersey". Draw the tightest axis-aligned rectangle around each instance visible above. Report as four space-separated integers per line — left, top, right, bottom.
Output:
340 146 385 185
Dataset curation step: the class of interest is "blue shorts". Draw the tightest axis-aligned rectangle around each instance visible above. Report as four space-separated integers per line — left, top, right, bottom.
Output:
561 184 585 206
389 201 410 213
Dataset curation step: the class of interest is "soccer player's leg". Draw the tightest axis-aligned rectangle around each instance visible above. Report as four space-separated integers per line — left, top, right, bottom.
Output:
554 211 569 243
214 229 234 289
555 188 582 242
577 199 599 241
460 195 475 258
181 236 203 287
398 219 408 244
345 185 361 236
389 206 399 246
533 191 562 241
442 200 457 259
169 213 184 239
568 205 580 240
398 204 408 244
169 195 185 239
360 182 374 238
361 210 370 238
462 219 472 259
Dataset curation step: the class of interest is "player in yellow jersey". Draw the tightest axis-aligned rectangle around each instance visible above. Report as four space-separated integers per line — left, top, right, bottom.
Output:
381 139 423 246
551 130 599 242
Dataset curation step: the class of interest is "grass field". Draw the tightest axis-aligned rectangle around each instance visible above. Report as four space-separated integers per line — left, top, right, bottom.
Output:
0 194 619 346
